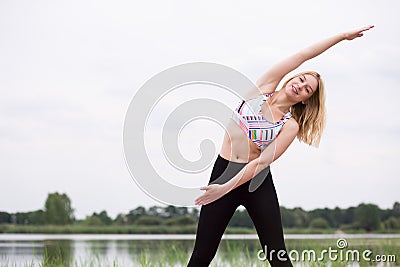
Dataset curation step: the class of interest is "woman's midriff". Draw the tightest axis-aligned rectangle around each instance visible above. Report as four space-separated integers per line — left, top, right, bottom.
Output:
219 120 261 163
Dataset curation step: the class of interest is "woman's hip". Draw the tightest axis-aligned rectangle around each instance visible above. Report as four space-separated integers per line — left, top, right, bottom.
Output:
208 154 273 190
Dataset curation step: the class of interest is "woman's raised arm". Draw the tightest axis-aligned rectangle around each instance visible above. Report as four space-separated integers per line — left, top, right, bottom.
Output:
255 25 374 94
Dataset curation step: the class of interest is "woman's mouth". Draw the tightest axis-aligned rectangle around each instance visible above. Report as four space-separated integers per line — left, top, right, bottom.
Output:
291 85 298 94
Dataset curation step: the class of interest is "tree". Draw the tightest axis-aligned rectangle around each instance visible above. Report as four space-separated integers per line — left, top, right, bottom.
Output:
354 203 380 231
114 213 127 225
190 208 199 220
82 211 112 226
82 215 103 226
163 215 196 226
280 207 295 228
126 206 147 224
28 210 46 225
384 217 400 230
309 208 335 228
97 211 112 225
163 206 189 218
309 218 330 229
292 207 310 228
147 206 163 216
332 207 343 228
0 212 11 224
14 212 29 225
134 215 162 225
44 192 74 225
342 207 355 225
393 202 400 217
228 210 253 228
164 205 178 218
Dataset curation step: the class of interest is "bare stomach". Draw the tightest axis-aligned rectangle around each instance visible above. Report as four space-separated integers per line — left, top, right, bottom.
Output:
219 120 261 163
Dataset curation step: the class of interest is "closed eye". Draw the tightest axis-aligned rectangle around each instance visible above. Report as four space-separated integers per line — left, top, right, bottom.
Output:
299 77 310 93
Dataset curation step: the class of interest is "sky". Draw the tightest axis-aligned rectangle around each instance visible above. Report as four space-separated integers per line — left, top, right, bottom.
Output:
1 0 399 219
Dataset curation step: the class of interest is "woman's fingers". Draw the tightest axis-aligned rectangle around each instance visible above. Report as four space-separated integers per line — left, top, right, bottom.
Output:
358 25 374 34
195 192 207 205
345 25 374 40
196 186 210 205
362 25 374 31
360 25 374 35
195 186 214 205
195 184 224 205
195 195 209 206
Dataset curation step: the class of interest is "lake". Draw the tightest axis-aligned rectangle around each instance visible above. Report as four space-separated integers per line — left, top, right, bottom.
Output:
1 234 399 266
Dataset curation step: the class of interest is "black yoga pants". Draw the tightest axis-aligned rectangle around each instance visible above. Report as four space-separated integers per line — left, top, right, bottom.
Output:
187 154 293 267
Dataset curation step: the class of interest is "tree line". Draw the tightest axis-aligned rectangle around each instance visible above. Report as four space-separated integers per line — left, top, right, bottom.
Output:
1 192 399 232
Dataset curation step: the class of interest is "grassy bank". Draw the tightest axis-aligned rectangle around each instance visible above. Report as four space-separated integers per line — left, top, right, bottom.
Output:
1 224 399 235
0 224 256 234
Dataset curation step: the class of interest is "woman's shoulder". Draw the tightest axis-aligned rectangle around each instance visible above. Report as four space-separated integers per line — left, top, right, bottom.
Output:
244 91 276 102
282 117 299 132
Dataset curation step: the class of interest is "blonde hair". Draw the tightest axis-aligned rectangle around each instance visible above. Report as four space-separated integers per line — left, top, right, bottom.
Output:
282 71 326 147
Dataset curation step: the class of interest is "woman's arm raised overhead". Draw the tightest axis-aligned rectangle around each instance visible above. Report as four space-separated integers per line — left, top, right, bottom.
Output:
255 25 374 94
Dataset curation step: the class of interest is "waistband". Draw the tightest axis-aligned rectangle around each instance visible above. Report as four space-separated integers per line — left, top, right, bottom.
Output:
213 154 271 192
217 154 247 166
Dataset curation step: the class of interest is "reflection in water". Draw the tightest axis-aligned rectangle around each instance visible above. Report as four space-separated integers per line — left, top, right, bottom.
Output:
86 240 109 256
0 235 399 266
0 241 44 264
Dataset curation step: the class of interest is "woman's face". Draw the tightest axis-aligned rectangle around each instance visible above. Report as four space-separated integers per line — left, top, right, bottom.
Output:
285 74 319 103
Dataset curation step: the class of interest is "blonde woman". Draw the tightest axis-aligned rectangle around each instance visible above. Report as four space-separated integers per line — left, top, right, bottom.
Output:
188 25 374 267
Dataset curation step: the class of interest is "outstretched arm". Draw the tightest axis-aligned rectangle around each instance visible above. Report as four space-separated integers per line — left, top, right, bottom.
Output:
255 25 374 95
195 119 299 206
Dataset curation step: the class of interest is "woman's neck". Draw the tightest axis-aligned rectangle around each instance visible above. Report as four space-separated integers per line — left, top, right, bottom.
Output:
268 90 294 114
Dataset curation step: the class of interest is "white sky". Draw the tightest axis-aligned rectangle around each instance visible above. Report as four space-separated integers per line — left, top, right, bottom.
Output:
1 0 399 219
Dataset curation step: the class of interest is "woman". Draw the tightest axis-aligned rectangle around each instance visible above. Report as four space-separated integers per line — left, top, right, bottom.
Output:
188 25 374 267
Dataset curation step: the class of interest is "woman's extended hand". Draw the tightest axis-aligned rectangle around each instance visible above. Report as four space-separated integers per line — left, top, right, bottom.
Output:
194 184 230 206
344 25 374 40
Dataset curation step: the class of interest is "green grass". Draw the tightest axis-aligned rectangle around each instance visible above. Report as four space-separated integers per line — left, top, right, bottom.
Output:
1 238 398 266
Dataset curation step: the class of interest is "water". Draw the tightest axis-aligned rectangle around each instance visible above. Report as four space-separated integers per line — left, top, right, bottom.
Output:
0 234 399 266
0 235 198 266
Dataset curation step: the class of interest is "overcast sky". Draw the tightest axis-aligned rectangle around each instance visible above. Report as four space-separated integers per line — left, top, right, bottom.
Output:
1 0 399 219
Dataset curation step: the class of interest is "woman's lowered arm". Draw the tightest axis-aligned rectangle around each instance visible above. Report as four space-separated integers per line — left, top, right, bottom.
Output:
195 118 299 206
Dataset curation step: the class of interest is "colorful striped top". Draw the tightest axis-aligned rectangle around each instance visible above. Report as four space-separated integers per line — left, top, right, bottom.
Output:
231 93 292 150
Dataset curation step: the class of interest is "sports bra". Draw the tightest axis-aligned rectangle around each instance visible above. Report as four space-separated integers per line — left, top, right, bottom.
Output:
231 93 292 150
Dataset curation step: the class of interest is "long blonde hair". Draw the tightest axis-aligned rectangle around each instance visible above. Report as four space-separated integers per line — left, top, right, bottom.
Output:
282 71 326 147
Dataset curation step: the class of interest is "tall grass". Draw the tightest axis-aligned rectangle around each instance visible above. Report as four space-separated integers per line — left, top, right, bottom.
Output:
0 238 398 266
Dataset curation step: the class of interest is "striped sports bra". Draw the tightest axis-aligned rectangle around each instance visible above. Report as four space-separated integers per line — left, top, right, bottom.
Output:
231 93 292 150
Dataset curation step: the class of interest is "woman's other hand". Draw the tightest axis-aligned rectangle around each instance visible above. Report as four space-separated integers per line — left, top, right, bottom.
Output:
344 25 374 40
194 184 230 206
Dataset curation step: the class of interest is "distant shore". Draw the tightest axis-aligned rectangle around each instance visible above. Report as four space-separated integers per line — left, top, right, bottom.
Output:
1 224 400 235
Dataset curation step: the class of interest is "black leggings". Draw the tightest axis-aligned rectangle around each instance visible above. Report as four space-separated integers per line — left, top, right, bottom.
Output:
188 155 293 267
